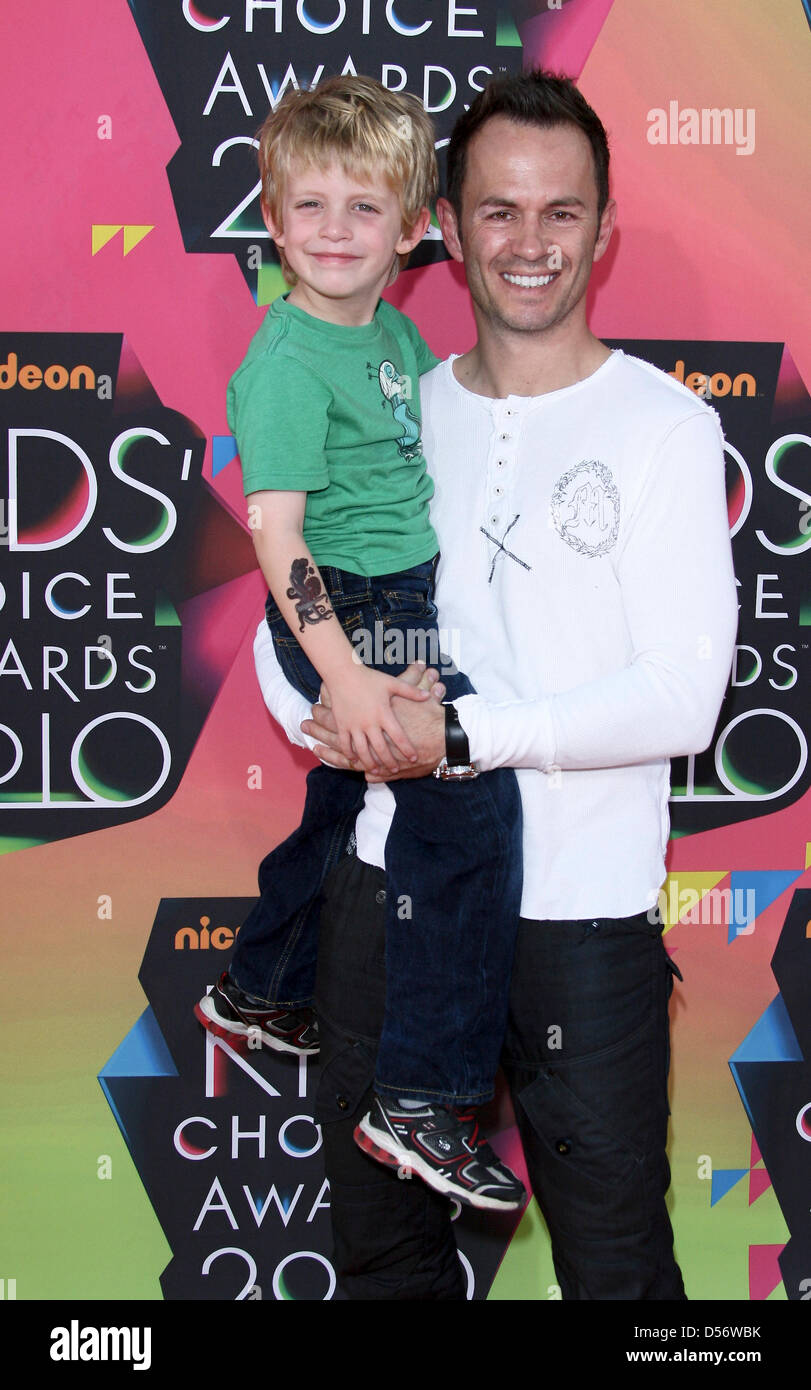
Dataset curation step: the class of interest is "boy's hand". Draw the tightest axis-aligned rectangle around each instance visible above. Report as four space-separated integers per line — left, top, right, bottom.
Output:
325 662 433 773
306 663 446 775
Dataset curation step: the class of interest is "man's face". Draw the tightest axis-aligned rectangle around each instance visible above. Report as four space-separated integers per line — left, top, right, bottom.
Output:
438 116 615 337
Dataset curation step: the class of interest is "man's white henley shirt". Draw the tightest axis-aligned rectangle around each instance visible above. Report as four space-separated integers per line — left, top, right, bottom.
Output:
254 350 738 920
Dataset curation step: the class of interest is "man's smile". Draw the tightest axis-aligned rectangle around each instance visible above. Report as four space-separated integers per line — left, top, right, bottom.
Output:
501 271 556 287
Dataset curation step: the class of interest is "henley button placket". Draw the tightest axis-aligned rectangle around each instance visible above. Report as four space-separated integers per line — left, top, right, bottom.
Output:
487 404 521 532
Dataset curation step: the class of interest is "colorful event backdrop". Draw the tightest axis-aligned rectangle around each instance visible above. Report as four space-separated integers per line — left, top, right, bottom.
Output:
1 0 810 1302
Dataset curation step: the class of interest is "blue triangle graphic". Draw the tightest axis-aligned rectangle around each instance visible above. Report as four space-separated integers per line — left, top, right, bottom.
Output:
98 1077 129 1147
98 1006 178 1079
710 1167 747 1206
729 993 803 1066
727 870 803 942
212 435 238 478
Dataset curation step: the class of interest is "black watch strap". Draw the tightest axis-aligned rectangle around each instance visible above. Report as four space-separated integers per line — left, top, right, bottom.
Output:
444 703 471 766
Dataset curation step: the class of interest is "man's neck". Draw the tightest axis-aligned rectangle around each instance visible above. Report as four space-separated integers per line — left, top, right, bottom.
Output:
453 322 611 400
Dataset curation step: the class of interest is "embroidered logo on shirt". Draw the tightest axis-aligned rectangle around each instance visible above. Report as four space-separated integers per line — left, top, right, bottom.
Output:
550 461 620 557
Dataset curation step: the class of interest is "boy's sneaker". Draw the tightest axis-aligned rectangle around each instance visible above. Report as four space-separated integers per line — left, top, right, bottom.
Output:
354 1096 526 1211
194 972 319 1055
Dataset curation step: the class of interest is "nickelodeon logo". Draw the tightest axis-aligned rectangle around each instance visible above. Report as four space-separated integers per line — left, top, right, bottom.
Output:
0 352 95 392
175 915 240 951
669 360 756 399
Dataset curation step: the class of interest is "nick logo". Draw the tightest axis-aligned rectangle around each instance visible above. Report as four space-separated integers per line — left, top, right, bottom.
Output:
175 915 241 951
0 351 100 394
669 360 756 399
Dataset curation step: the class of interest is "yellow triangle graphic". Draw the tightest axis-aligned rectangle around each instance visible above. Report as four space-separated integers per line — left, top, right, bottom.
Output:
122 224 154 256
92 224 123 255
659 871 729 932
805 841 811 869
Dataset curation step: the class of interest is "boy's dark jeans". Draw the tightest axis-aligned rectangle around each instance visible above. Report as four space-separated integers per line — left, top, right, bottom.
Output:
229 558 523 1107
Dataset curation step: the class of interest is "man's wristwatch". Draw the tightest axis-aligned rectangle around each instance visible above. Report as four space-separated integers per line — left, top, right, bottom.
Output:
433 703 479 780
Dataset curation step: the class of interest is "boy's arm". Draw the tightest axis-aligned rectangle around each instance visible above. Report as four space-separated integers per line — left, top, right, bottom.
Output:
250 489 429 771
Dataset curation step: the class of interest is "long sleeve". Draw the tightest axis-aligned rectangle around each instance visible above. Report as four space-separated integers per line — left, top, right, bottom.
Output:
455 410 738 773
253 619 317 752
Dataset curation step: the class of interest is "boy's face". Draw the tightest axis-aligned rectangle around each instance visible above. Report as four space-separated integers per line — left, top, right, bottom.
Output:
263 160 428 325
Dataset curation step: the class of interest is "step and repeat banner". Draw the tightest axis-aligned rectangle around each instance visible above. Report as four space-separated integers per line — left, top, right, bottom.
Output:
2 0 810 1303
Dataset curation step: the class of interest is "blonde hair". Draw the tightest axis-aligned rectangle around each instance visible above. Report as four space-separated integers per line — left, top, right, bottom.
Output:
258 76 437 282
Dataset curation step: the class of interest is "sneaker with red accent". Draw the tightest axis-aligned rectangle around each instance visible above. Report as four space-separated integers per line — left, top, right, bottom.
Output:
354 1096 525 1211
194 971 319 1055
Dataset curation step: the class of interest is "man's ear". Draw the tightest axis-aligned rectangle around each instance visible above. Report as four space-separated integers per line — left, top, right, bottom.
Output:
436 197 463 263
592 197 616 264
261 200 284 249
395 205 431 256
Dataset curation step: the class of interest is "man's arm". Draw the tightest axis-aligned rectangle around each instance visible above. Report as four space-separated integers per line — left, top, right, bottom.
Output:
253 619 318 752
305 410 738 779
458 410 738 773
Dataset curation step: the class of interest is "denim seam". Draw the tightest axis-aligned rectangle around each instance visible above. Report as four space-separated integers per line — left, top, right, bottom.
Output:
267 810 358 1003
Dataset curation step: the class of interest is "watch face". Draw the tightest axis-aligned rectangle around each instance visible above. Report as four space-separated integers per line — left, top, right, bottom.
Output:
435 761 479 781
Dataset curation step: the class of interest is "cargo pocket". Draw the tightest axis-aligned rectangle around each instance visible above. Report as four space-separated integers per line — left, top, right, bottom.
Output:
315 1026 376 1132
515 1064 650 1240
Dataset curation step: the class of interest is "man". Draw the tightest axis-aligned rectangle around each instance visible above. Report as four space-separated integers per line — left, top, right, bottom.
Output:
254 71 738 1299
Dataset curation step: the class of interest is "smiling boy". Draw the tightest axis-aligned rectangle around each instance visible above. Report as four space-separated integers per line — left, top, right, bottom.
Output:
196 76 526 1212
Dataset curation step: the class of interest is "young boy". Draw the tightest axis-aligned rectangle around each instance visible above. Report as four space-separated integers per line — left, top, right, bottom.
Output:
195 76 525 1212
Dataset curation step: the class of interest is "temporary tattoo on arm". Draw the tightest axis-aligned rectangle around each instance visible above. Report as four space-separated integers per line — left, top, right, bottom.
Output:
287 558 334 632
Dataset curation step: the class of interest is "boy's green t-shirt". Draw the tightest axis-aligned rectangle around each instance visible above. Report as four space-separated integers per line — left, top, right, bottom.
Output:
228 294 440 576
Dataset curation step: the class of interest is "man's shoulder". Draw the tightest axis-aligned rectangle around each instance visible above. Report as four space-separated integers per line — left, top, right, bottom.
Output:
418 356 452 399
611 351 718 429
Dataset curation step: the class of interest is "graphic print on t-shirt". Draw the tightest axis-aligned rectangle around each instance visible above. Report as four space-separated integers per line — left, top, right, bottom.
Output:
369 358 423 461
550 460 621 557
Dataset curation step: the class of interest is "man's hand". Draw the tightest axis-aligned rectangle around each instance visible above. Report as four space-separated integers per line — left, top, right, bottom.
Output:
303 662 447 779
